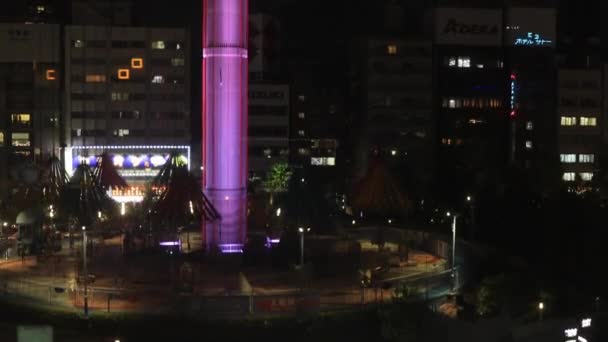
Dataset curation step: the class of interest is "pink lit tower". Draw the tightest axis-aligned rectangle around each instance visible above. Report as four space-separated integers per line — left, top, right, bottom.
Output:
202 0 248 254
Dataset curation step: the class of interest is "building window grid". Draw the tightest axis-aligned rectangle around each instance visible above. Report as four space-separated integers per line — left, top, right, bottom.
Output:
560 154 576 163
579 154 595 163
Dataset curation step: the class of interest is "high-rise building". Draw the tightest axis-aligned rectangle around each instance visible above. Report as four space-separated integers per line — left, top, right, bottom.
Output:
63 25 191 202
71 0 132 26
248 83 289 178
248 13 289 179
433 7 507 201
557 68 602 191
0 23 61 201
351 36 434 190
505 8 557 175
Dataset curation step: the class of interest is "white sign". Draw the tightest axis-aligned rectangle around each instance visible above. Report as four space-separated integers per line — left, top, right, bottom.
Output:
506 8 556 48
435 8 502 46
565 328 578 338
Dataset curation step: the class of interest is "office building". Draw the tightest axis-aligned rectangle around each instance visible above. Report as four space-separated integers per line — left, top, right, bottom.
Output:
64 25 190 202
248 13 289 179
433 7 507 200
0 23 61 201
557 68 602 191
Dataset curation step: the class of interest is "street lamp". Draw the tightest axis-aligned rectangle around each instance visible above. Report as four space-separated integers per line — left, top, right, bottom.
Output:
446 211 457 291
276 207 281 217
538 301 544 321
82 225 88 318
298 227 311 266
120 202 126 216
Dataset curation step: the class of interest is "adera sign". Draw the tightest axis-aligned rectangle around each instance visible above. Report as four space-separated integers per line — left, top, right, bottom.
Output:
435 8 502 46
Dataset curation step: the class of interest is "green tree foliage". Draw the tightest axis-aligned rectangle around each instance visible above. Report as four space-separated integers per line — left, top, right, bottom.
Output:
264 162 292 206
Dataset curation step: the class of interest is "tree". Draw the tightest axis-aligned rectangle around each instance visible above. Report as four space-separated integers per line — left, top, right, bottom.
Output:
263 162 292 206
151 152 219 233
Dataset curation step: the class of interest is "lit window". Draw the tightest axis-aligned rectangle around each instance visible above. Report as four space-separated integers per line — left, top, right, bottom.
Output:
560 154 576 163
387 44 397 55
131 58 144 69
74 40 84 48
170 58 185 67
76 129 82 137
311 157 335 166
117 69 130 80
85 74 106 83
111 92 129 102
11 113 31 124
298 95 306 102
151 41 165 49
580 117 597 126
580 172 594 181
448 99 456 108
46 69 56 80
176 43 181 50
476 64 484 69
579 154 595 163
152 75 165 84
526 121 534 130
448 58 456 67
0 132 4 146
11 133 30 147
298 148 308 155
298 130 305 137
298 112 305 119
562 172 575 182
525 141 533 149
36 5 45 13
560 116 577 126
457 57 470 68
113 129 130 137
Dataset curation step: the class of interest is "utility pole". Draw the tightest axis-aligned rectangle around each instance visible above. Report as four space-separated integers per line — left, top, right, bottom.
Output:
82 226 88 318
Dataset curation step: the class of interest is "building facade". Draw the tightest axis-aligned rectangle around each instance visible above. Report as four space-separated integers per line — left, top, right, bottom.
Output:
0 23 61 201
557 68 602 190
248 83 290 178
64 25 190 201
351 36 434 193
433 8 507 201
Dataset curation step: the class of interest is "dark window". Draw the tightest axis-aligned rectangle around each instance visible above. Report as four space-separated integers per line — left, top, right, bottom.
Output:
249 106 287 116
249 126 288 137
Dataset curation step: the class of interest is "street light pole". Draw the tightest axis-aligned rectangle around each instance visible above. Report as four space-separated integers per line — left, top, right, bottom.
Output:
82 226 88 318
298 227 310 267
446 212 457 292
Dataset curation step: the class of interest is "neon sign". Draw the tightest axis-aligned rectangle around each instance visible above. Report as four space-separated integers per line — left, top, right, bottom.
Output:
510 73 517 117
514 32 552 46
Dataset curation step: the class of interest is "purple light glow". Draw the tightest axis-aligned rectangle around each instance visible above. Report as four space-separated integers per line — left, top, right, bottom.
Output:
202 0 249 253
218 243 244 254
159 241 180 246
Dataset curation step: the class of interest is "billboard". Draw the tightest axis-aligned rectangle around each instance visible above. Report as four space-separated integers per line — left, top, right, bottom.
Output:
506 8 556 47
66 145 190 178
249 14 281 74
435 8 502 46
0 24 60 63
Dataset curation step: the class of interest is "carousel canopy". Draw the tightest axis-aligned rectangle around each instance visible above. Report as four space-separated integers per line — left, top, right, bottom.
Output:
351 155 411 218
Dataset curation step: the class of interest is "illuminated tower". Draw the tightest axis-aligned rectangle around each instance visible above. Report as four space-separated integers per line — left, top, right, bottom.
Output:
202 0 248 253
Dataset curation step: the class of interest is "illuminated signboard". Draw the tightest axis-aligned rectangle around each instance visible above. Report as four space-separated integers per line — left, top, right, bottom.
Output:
506 8 556 48
65 145 190 177
514 32 552 46
510 73 517 117
72 154 176 169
